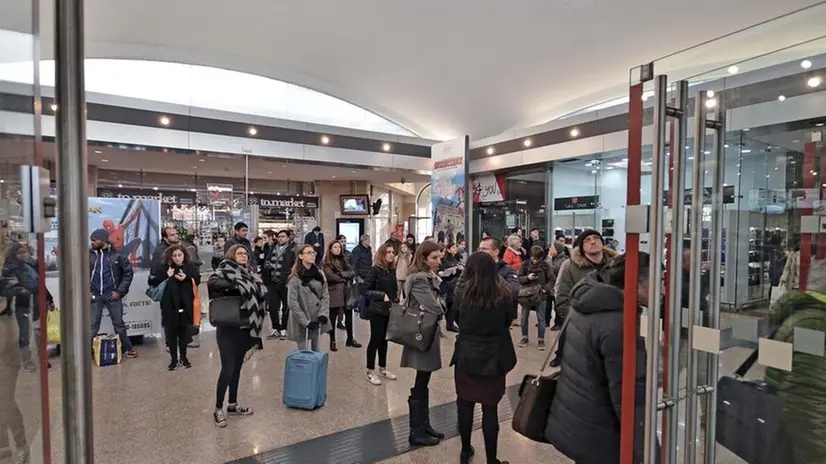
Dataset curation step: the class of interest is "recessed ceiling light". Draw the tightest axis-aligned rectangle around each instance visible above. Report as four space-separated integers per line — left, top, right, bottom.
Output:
321 136 330 144
570 128 580 137
801 59 813 69
248 127 257 136
704 151 711 155
816 123 824 127
94 150 102 154
159 116 171 126
743 128 750 131
705 99 717 108
742 149 752 154
778 95 786 101
153 187 159 190
50 104 58 111
382 143 391 152
101 158 108 162
523 139 532 147
706 90 715 98
724 144 729 148
728 65 739 75
118 183 123 188
486 147 495 155
198 158 205 162
808 76 822 88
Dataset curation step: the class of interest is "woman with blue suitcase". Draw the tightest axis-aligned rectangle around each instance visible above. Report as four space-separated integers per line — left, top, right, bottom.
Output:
401 241 446 447
286 245 331 351
208 245 268 428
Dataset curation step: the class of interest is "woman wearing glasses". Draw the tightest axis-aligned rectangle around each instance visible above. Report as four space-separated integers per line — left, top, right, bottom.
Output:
287 244 331 351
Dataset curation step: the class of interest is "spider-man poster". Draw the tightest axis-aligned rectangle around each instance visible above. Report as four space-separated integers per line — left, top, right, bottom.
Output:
88 198 161 269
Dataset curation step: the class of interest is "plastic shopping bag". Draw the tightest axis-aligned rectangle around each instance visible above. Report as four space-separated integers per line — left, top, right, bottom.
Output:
47 310 61 345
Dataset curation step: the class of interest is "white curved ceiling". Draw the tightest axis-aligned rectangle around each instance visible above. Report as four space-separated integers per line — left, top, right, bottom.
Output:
2 0 825 140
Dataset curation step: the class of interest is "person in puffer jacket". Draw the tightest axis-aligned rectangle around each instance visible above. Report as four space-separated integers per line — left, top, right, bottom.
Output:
89 228 137 358
545 252 651 464
763 258 826 463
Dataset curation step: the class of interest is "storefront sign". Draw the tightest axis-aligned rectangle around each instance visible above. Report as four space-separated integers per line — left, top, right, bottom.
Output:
431 137 468 243
664 185 736 205
248 195 319 209
472 173 506 203
554 195 599 210
97 187 196 205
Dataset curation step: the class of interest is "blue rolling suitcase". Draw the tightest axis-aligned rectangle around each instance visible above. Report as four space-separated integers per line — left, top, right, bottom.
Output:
283 349 328 410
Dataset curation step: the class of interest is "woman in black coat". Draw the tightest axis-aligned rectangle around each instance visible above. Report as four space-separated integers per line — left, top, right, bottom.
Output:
363 243 399 386
439 243 464 332
148 244 201 370
451 251 516 464
322 240 360 351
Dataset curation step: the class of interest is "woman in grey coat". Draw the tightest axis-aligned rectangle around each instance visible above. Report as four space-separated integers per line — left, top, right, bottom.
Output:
400 241 446 447
287 244 331 351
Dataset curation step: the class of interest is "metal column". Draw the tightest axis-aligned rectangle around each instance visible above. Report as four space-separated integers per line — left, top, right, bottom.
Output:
643 75 669 464
55 0 94 462
703 95 726 464
664 80 689 464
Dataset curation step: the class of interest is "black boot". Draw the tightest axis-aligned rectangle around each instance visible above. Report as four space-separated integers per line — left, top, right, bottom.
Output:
460 446 475 464
330 340 338 352
422 389 445 439
408 396 440 446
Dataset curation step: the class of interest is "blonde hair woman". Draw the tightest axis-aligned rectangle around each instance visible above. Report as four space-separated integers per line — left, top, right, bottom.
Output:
502 234 524 272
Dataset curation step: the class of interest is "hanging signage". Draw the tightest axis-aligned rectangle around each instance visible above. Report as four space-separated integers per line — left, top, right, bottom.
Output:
664 185 736 205
554 195 599 211
472 173 506 203
97 187 196 206
431 137 468 243
247 195 319 209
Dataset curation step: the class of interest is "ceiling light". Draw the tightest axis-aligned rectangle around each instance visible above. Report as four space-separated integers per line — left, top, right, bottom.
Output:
94 150 102 154
321 136 330 144
50 104 58 111
688 156 694 160
248 127 257 136
778 95 786 101
198 158 205 162
808 76 822 88
523 139 533 147
724 144 729 148
801 59 813 69
382 143 392 152
486 147 495 155
742 149 752 154
705 99 717 108
743 128 750 131
570 128 580 137
815 171 820 176
101 158 108 162
727 65 739 75
816 123 824 127
706 90 715 98
704 151 711 155
159 116 171 126
152 187 159 190
118 183 123 188
606 167 614 170
591 170 597 174
331 175 336 179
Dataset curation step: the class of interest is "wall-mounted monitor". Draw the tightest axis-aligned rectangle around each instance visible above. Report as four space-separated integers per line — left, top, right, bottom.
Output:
340 195 370 215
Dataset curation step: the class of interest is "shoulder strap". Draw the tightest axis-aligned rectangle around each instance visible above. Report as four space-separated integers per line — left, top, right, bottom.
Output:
534 310 573 378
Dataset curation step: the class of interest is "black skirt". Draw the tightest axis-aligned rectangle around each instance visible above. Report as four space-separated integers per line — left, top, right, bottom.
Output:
454 370 506 406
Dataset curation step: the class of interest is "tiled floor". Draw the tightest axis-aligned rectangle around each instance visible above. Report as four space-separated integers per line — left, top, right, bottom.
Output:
2 308 767 464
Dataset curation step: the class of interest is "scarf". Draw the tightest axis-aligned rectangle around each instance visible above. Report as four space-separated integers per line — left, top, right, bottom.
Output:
214 259 268 350
298 264 325 298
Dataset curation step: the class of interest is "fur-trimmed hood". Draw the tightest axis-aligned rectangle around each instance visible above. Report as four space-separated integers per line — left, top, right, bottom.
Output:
570 246 618 269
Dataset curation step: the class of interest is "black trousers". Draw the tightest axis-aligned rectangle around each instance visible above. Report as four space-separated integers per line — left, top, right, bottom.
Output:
267 283 289 331
215 327 252 409
329 306 354 343
366 315 389 370
164 317 189 361
457 398 499 463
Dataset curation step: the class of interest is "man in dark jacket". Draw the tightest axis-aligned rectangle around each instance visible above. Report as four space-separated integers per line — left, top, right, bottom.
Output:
225 222 255 269
151 226 179 269
350 234 373 283
526 227 546 258
546 252 650 464
478 236 519 298
264 229 296 340
89 228 137 358
304 226 325 265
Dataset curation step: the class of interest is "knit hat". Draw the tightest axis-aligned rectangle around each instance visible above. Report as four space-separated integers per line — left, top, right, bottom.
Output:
90 228 110 244
575 229 603 253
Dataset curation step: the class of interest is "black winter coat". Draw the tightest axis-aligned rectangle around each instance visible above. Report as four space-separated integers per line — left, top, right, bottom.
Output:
439 254 462 305
363 265 397 319
546 273 647 464
148 262 201 329
450 281 517 377
351 244 373 282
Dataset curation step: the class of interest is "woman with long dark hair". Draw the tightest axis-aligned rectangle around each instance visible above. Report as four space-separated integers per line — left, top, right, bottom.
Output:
208 244 268 428
401 241 445 446
287 244 331 351
452 251 516 464
322 241 360 351
363 243 399 386
149 244 201 370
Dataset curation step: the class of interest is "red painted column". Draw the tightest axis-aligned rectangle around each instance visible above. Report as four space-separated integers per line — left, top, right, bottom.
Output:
621 82 643 464
818 146 826 259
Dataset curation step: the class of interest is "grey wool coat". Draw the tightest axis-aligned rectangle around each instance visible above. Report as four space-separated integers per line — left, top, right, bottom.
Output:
286 274 332 344
400 271 445 373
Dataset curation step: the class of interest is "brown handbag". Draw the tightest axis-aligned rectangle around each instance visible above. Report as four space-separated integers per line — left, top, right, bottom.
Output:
511 312 570 442
191 278 202 327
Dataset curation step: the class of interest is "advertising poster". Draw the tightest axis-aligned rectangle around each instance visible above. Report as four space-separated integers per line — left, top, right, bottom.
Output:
45 198 162 337
431 137 468 244
472 173 507 203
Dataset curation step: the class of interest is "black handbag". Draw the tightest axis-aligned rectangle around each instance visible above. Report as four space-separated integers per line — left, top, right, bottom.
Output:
517 285 542 306
386 294 439 352
208 296 244 327
512 313 570 442
345 280 359 309
715 330 791 464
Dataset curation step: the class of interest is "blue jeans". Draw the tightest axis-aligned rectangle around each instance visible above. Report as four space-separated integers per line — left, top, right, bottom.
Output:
91 295 133 351
521 300 547 341
10 292 38 348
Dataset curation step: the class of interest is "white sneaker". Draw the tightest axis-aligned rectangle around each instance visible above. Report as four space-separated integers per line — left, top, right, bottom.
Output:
366 370 383 385
378 367 397 380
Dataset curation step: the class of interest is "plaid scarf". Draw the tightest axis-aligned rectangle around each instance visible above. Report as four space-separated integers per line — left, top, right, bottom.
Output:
214 259 268 349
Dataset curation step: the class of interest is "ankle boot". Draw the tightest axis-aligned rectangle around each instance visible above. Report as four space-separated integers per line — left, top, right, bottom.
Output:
422 389 445 439
330 340 338 352
459 445 475 464
408 397 440 446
